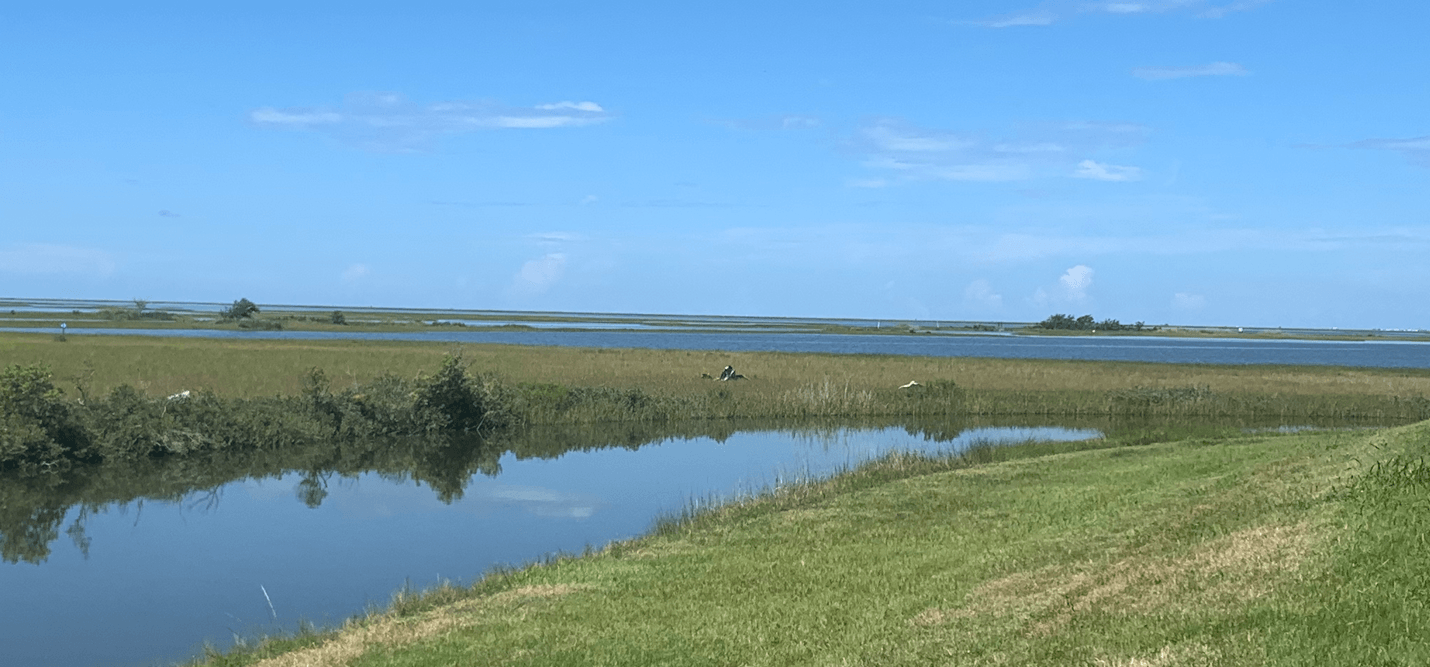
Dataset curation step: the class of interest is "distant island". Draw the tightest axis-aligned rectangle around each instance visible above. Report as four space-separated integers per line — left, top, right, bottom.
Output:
0 298 1424 342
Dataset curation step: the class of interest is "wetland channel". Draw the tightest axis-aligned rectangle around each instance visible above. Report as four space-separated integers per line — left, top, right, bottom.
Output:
0 419 1123 667
3 328 1427 666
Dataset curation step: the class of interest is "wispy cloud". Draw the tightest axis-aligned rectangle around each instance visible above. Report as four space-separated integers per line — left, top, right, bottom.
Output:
974 11 1058 27
0 244 116 276
1172 292 1207 310
712 114 821 131
976 226 1430 263
341 264 370 282
1060 265 1094 300
510 253 567 296
1032 264 1095 307
250 92 612 151
964 279 1004 308
429 199 539 207
619 199 742 208
852 118 1147 185
1132 61 1249 80
1073 159 1143 181
965 0 1269 27
1349 135 1430 167
1198 0 1273 18
157 209 181 218
530 231 585 244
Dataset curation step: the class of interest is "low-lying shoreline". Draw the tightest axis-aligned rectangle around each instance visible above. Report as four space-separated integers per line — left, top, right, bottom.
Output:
3 298 1425 342
5 332 1428 664
6 334 1429 475
190 420 1430 666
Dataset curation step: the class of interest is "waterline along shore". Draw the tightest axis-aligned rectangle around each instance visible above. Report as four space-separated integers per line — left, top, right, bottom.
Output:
192 420 1430 666
3 330 1428 665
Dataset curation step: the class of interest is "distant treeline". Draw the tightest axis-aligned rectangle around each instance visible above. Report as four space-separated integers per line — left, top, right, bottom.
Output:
1034 314 1153 332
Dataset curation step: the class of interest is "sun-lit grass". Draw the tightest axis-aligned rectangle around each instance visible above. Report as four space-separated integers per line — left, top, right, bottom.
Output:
191 421 1430 666
4 332 1428 423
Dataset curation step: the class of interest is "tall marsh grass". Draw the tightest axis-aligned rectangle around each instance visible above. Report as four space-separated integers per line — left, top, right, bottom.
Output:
3 332 1428 450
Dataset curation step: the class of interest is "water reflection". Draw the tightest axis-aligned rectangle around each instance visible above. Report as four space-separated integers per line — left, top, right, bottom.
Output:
0 416 1388 667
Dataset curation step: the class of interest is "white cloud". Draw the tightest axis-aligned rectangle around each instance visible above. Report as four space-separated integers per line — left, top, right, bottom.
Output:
1173 292 1207 310
0 244 116 276
1030 287 1051 307
712 114 822 131
1132 61 1249 80
1028 265 1095 308
846 178 887 189
341 264 370 282
863 123 973 153
1072 159 1143 181
511 253 567 296
1350 135 1430 167
980 11 1058 27
1199 0 1273 18
852 118 1147 185
250 93 612 151
933 164 1033 182
975 227 1430 263
535 101 604 112
964 279 1004 308
1060 265 1094 301
529 231 584 243
965 0 1268 27
579 195 599 205
780 115 821 129
248 108 343 126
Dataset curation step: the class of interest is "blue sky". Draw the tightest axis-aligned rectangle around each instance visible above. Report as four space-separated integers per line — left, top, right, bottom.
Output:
2 1 1426 328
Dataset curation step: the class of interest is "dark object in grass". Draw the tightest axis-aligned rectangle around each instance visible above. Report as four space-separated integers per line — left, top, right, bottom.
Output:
718 366 746 381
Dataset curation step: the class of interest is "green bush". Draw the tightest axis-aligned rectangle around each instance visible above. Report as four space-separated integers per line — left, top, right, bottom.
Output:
220 298 260 321
0 365 89 471
413 356 508 433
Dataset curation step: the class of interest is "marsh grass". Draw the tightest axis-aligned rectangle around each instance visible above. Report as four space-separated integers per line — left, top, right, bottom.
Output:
4 333 1427 424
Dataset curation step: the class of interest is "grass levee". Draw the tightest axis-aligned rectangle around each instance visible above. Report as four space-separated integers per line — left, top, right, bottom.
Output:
186 420 1430 666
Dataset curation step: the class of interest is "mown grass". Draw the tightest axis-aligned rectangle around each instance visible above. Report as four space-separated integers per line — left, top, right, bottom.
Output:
3 333 1428 424
189 420 1430 667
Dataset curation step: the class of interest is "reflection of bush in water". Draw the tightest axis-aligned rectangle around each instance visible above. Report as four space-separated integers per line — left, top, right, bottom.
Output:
0 429 506 564
5 352 1426 564
0 356 516 564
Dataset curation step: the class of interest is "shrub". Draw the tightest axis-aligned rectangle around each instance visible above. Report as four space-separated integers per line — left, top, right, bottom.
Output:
413 356 506 433
220 298 260 321
0 365 89 471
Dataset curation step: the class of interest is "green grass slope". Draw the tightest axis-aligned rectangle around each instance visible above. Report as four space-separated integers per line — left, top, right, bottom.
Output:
205 423 1430 667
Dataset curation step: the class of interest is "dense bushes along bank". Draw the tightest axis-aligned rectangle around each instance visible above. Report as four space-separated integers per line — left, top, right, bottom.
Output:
0 358 506 475
5 354 1430 474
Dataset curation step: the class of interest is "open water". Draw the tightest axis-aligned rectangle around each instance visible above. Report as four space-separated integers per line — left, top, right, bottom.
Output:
8 327 1430 368
1 423 1099 667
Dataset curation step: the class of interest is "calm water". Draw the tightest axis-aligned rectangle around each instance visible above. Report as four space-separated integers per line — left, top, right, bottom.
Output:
0 423 1099 667
10 327 1430 368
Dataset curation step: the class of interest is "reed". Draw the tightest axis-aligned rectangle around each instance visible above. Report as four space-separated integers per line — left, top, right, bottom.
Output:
4 332 1428 428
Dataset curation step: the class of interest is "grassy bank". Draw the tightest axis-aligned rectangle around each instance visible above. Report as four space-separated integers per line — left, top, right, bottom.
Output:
4 332 1429 421
194 420 1430 666
5 331 1428 475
